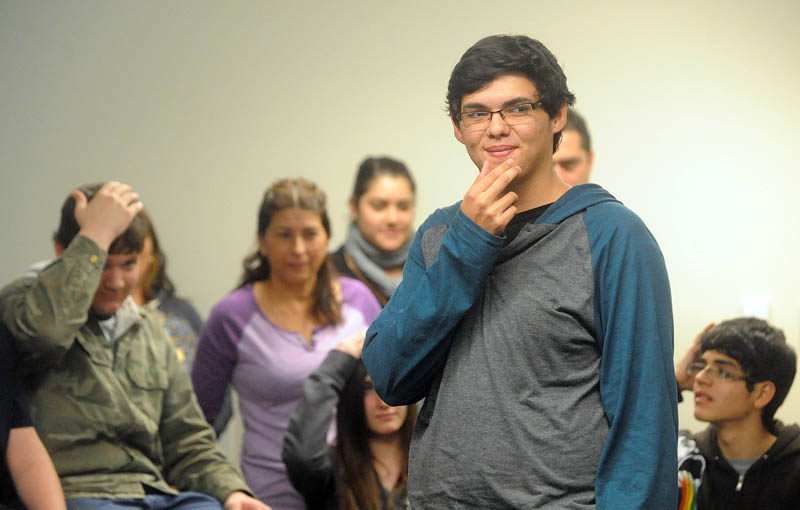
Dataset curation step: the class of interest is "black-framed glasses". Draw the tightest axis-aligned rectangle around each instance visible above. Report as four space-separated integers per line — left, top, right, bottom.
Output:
459 101 544 131
686 361 752 382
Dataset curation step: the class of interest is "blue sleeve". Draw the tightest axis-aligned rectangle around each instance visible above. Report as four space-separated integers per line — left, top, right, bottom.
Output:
585 203 678 510
362 206 504 405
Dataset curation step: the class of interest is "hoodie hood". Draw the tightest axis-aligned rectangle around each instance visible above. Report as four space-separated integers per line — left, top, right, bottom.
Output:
536 183 620 225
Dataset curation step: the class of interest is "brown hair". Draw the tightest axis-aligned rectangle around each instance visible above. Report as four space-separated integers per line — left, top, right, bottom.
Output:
137 209 176 302
238 178 341 326
336 362 416 510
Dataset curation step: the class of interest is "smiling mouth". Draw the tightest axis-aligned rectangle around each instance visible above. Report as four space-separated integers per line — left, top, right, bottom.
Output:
486 146 515 158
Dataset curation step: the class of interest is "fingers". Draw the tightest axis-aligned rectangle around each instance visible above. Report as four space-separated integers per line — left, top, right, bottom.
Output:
461 158 520 235
74 181 144 252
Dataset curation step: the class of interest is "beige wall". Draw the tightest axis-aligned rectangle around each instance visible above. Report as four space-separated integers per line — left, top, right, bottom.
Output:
2 0 799 449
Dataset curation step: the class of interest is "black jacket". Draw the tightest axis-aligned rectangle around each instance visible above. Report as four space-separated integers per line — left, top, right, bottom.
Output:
681 422 800 509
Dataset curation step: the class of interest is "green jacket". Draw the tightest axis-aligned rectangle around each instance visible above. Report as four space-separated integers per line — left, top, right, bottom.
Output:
0 235 250 502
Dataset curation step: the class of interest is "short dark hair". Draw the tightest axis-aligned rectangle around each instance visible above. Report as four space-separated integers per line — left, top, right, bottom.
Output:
351 156 416 206
53 183 146 254
446 34 576 152
700 317 796 432
564 107 592 153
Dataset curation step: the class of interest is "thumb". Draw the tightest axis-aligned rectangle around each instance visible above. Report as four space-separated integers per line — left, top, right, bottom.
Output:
72 189 88 208
71 189 88 225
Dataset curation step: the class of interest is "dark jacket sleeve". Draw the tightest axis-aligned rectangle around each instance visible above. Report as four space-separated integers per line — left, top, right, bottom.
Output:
281 349 358 506
361 206 504 405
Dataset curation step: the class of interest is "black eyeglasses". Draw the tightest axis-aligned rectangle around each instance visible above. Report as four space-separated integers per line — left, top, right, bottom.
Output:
459 101 544 131
686 361 752 382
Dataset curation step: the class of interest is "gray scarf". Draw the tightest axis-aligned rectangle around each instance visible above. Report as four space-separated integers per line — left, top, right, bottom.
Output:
344 221 411 298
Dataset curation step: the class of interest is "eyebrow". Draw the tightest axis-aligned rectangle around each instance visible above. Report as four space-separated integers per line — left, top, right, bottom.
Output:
702 357 740 369
462 96 537 111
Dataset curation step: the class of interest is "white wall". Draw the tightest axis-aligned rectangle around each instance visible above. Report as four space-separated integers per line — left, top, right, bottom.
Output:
2 0 799 444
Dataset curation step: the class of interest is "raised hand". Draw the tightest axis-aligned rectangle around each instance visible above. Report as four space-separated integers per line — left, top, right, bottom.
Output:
336 331 366 359
675 322 716 391
460 158 520 235
74 181 144 251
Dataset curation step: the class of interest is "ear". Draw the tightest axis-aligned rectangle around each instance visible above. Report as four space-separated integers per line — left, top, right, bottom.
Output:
452 116 466 145
348 197 358 220
551 103 568 134
54 242 65 257
752 381 777 410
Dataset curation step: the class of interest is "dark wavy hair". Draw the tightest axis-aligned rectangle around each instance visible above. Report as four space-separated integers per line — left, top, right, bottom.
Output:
700 317 796 433
336 361 417 510
238 178 341 326
53 182 146 254
446 34 576 152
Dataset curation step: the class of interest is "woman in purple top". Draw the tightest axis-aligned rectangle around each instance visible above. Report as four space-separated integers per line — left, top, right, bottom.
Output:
192 178 381 510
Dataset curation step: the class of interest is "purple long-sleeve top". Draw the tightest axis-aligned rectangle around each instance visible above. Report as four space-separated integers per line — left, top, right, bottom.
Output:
191 277 381 509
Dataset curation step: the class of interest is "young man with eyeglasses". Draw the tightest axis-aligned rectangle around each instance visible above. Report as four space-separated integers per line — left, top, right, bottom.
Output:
362 35 676 509
675 318 800 509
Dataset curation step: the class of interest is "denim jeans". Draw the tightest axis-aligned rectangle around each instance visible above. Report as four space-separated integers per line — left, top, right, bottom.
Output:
66 491 222 510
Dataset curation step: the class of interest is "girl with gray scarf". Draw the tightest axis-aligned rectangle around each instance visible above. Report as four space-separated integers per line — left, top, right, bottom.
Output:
331 157 416 306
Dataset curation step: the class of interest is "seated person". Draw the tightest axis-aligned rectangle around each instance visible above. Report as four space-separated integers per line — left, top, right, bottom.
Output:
675 318 800 509
1 322 65 510
0 182 269 510
282 333 416 510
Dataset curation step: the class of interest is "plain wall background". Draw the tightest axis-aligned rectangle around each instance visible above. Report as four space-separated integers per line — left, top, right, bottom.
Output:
2 0 799 460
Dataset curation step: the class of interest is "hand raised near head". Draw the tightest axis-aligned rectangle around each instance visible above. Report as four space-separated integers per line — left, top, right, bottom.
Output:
675 322 716 392
460 159 520 235
336 331 366 360
74 181 144 252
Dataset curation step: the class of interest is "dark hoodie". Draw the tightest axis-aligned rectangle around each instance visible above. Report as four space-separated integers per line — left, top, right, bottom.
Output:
681 422 800 509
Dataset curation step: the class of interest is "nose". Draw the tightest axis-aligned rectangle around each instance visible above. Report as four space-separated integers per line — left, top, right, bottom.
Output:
694 365 713 386
487 110 511 137
103 268 125 290
291 235 306 254
386 206 399 224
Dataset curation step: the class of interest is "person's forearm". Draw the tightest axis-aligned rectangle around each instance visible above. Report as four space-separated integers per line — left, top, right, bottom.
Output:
0 236 105 360
6 427 66 510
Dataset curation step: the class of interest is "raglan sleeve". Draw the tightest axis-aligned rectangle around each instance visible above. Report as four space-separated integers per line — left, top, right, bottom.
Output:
585 203 678 510
361 205 504 406
190 297 241 425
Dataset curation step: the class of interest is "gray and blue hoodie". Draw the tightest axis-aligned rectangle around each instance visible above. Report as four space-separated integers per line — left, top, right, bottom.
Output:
363 184 677 509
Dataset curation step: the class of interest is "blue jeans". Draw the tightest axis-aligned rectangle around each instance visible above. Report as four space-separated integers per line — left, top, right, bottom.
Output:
66 492 222 510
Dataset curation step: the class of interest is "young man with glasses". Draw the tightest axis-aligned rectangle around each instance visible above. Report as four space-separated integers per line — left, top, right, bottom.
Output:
362 34 676 509
675 318 800 509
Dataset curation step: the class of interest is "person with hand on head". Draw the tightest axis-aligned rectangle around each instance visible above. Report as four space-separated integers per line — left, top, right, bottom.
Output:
192 178 381 510
675 318 800 509
1 322 65 510
282 332 416 510
361 34 676 509
0 182 269 510
332 157 416 306
553 107 594 186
